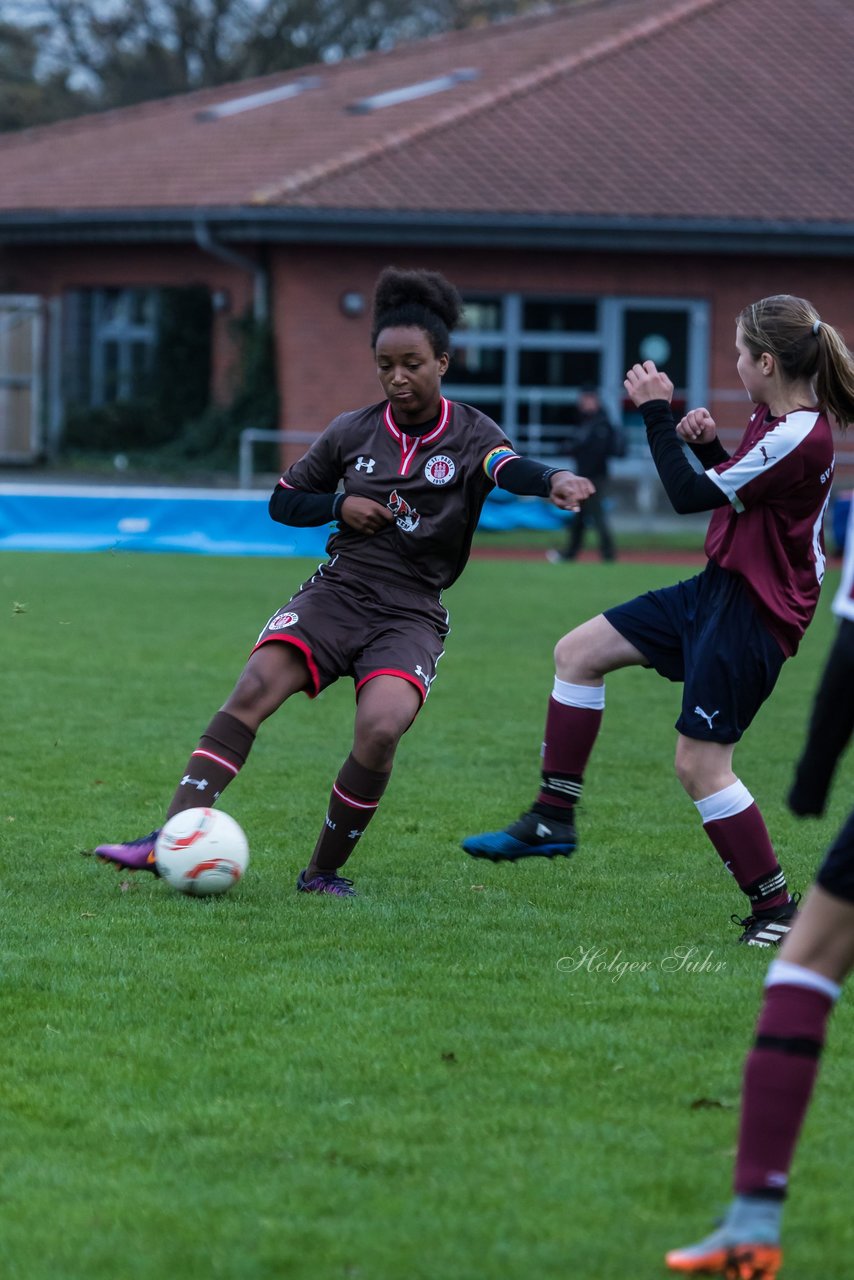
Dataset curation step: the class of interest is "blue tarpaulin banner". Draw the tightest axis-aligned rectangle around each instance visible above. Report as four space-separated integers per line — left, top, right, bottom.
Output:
0 484 566 556
0 485 330 556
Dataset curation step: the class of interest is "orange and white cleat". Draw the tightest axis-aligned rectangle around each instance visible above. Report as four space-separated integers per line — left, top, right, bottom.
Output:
666 1235 782 1278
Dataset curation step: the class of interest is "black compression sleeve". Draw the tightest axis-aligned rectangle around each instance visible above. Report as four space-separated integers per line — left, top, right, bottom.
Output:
269 485 344 527
690 437 730 467
495 456 562 497
640 400 730 515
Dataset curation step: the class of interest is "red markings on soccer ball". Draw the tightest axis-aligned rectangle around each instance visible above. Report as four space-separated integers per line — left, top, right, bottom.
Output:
185 858 243 882
162 810 215 851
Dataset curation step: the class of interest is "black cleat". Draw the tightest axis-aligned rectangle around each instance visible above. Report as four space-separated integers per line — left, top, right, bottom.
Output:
461 808 576 862
733 895 800 947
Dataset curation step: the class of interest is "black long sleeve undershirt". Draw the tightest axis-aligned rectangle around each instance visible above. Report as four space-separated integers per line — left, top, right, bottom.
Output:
494 456 562 496
689 435 730 470
268 456 562 529
640 400 731 515
269 485 344 527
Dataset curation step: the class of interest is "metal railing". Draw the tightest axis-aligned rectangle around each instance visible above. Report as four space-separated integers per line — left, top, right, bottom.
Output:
238 428 317 489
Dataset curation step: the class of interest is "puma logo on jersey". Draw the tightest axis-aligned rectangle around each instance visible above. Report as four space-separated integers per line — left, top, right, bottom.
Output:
388 488 421 532
759 445 776 465
694 706 720 730
355 455 376 472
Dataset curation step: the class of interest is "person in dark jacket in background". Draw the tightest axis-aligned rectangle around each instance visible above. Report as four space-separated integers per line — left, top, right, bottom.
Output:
547 385 620 563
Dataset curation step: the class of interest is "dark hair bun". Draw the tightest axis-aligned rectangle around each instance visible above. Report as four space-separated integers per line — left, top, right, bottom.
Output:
374 268 463 332
371 267 463 353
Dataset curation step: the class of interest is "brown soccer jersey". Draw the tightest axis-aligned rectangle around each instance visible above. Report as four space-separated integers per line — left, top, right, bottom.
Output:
278 398 514 593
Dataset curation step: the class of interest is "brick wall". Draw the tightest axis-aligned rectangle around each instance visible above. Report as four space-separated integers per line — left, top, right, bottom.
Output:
271 243 854 486
0 241 256 406
4 237 854 490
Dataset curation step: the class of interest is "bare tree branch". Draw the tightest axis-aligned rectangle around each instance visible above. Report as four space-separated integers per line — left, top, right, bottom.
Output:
0 0 559 126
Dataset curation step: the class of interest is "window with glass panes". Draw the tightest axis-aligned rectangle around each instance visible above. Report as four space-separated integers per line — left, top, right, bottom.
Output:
444 293 709 457
65 287 159 407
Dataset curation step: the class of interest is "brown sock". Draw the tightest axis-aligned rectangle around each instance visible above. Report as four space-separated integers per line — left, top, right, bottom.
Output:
307 753 391 876
166 710 256 820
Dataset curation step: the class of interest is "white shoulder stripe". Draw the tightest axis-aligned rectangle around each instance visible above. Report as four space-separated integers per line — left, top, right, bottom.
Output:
707 410 821 512
706 465 741 510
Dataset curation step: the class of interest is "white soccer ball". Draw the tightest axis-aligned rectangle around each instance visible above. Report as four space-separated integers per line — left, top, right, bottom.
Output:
154 808 249 897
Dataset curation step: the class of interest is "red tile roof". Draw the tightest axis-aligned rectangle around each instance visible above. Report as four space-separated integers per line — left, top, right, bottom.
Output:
0 0 851 227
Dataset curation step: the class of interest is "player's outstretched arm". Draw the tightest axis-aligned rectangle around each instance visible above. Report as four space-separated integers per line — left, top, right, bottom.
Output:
486 449 593 510
623 361 728 516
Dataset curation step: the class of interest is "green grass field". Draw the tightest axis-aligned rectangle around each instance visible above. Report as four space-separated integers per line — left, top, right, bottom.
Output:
2 549 852 1280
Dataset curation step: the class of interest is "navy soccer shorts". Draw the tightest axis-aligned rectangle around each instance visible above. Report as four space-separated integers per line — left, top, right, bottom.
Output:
603 560 786 743
817 806 854 905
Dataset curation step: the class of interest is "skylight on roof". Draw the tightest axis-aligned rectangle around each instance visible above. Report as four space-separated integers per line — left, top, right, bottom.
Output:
346 68 480 114
197 77 321 122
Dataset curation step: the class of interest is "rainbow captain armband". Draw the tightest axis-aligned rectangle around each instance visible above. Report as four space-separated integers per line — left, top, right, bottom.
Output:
482 446 519 482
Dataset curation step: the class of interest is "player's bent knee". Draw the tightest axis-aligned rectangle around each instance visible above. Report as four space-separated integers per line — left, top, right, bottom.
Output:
554 623 607 681
673 756 697 794
673 739 733 801
357 717 406 759
554 630 583 677
226 651 306 719
674 741 708 793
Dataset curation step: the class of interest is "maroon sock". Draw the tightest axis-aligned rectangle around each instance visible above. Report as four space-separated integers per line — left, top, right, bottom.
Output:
535 697 602 813
309 753 391 875
735 982 834 1196
703 803 790 911
166 710 256 819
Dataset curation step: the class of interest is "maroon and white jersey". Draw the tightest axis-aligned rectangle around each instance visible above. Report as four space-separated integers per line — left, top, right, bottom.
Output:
833 497 854 622
705 404 835 655
278 398 513 592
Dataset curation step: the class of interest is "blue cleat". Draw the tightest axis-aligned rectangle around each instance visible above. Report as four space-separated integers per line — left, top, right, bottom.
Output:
461 809 576 862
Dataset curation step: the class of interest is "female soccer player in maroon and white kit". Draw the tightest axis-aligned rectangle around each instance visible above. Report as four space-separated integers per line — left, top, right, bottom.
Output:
92 267 593 895
463 295 854 947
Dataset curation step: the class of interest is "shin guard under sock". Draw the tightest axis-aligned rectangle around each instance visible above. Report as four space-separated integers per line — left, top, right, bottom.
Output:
167 710 256 819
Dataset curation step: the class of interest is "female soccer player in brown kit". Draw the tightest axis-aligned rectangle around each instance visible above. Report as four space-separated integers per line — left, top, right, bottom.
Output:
463 295 854 945
92 267 593 895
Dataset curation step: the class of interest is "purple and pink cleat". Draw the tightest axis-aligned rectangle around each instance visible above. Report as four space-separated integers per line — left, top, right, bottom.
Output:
92 831 161 874
296 869 357 897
